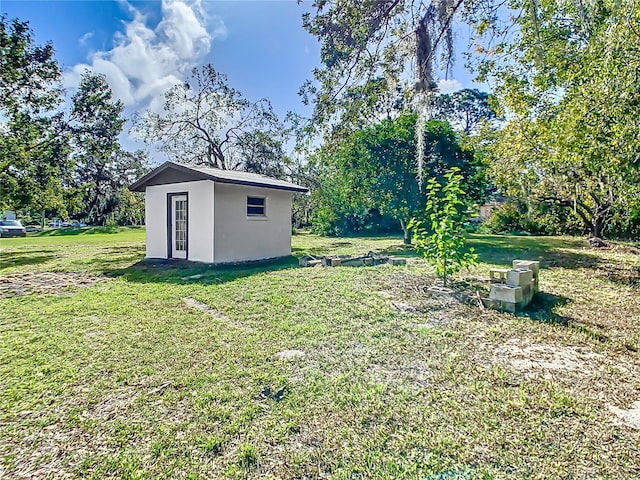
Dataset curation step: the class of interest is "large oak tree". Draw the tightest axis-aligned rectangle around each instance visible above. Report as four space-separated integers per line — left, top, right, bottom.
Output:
133 65 285 171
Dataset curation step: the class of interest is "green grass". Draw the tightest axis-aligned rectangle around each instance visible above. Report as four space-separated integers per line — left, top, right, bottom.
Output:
1 228 639 478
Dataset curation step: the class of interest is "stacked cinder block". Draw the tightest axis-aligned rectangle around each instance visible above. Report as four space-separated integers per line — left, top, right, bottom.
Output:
512 260 540 294
488 260 540 312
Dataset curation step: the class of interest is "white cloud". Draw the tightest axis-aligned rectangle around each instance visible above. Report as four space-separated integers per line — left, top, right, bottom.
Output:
437 78 463 94
79 32 94 45
64 0 226 113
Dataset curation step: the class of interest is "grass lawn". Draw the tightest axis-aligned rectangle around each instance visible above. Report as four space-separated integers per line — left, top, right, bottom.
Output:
1 228 639 479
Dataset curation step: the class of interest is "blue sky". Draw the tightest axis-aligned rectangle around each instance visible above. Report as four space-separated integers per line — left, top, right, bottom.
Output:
1 0 477 162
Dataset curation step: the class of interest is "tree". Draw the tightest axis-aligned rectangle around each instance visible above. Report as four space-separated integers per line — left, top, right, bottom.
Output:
70 72 146 225
289 156 321 228
485 1 640 238
314 113 480 242
409 168 477 286
112 157 148 226
301 1 639 238
133 65 284 171
300 1 509 134
234 130 288 179
0 16 69 213
430 89 498 135
0 15 60 116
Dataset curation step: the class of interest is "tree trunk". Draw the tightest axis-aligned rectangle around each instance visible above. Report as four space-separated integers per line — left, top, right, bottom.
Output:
593 212 607 238
399 219 411 245
588 191 613 239
572 199 595 236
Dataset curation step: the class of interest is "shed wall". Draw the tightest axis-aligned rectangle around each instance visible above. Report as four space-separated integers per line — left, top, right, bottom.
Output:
213 183 292 263
145 180 215 262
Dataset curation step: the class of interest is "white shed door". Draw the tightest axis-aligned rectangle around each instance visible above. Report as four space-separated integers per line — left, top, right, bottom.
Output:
171 195 188 259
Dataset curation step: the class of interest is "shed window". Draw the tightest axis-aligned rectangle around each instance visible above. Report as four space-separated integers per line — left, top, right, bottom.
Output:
247 196 266 216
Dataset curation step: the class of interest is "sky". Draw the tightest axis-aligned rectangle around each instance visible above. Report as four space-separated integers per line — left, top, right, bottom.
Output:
1 0 478 164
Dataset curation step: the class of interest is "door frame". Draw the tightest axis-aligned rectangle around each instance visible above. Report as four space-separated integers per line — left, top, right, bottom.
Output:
167 192 189 259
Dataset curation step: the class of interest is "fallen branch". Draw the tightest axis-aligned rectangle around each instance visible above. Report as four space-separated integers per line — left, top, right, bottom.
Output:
149 382 172 395
476 291 485 310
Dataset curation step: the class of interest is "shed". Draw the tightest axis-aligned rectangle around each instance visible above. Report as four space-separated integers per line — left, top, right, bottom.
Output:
130 161 308 264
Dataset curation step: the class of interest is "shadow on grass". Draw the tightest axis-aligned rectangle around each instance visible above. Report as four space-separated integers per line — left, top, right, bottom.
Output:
70 245 146 271
524 292 573 325
378 243 421 258
32 226 143 237
467 234 606 270
100 255 300 285
521 292 612 343
380 234 603 266
0 249 57 269
470 234 639 289
295 233 609 268
595 266 640 288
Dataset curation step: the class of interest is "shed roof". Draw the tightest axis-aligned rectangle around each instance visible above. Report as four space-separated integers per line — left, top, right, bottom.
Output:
129 161 309 193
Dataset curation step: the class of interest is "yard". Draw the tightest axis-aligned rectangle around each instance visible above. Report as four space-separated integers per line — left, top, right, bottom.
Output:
1 228 639 479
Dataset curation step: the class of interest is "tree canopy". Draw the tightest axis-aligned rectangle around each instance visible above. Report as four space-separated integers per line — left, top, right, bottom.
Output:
0 16 148 225
430 89 498 135
132 65 285 171
313 113 481 241
300 0 504 133
303 0 640 238
486 1 640 237
70 72 147 225
0 15 68 212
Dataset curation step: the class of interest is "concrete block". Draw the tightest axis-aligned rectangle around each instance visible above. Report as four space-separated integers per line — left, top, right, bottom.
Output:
374 256 390 265
364 257 374 266
513 260 541 293
513 260 540 279
506 268 534 287
330 258 342 267
521 283 534 304
341 259 363 267
300 258 322 267
501 300 528 313
486 298 527 313
299 256 316 267
489 269 509 283
490 284 524 303
498 300 518 313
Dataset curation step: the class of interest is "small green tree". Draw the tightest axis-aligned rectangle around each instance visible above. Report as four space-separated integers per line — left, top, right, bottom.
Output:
409 168 478 287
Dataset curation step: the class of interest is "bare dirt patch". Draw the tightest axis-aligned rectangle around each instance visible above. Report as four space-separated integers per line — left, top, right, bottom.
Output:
374 270 484 328
0 271 105 297
607 244 640 256
276 349 306 361
368 360 434 387
607 400 640 430
1 387 191 480
391 300 423 314
492 339 620 379
81 387 140 422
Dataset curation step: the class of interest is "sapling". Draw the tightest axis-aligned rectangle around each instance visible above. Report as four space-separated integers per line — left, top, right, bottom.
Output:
408 168 478 287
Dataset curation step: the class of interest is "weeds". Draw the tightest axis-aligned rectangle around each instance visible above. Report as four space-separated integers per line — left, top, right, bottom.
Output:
1 228 639 478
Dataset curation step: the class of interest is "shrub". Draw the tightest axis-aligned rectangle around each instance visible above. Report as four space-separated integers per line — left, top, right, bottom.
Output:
480 201 583 236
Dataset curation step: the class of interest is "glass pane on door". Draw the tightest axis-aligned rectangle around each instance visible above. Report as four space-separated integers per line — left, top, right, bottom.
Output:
175 199 187 251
